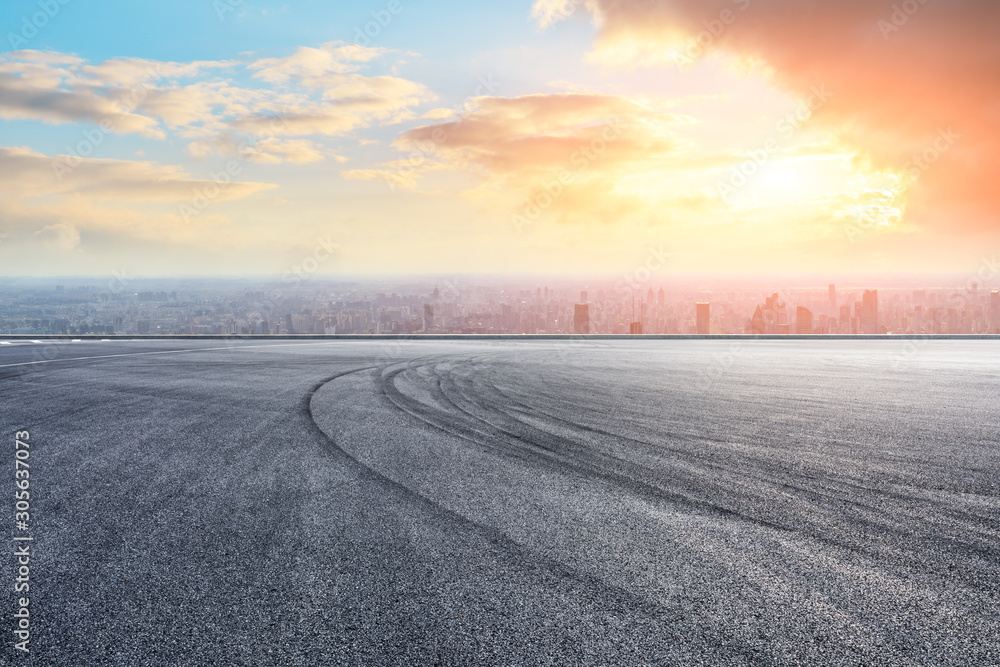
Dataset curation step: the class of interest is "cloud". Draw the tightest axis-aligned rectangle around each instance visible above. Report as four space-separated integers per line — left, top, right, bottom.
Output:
239 137 333 164
0 145 278 254
138 81 267 130
4 50 84 66
367 93 685 220
80 57 231 88
0 195 243 250
422 108 457 120
0 146 274 201
0 44 433 153
249 42 388 85
34 223 81 251
231 99 420 139
341 168 414 190
187 134 331 164
342 160 445 190
238 42 434 138
400 93 680 179
533 0 1000 231
0 57 163 136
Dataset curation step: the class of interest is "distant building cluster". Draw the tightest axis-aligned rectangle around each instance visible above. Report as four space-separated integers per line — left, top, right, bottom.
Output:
751 288 883 335
1 279 998 336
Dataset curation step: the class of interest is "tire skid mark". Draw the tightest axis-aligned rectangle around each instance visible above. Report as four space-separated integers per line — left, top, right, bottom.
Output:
375 356 796 536
372 355 1000 591
302 364 770 662
475 359 1000 555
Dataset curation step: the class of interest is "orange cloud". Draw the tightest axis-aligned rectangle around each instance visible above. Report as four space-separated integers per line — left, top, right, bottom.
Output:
535 0 1000 235
381 93 685 221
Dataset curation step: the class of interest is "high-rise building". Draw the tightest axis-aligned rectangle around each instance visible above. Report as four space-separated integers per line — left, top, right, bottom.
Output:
839 304 851 333
750 305 766 334
796 306 813 335
828 284 837 311
423 304 434 332
631 296 643 335
580 290 588 304
696 302 710 334
657 287 665 306
574 304 590 334
989 290 1000 333
861 289 879 334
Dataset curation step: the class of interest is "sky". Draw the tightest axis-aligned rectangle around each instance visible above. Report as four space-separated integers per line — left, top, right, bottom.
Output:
0 0 997 277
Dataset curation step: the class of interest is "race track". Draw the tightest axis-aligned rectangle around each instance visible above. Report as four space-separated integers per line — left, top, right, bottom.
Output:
2 339 999 665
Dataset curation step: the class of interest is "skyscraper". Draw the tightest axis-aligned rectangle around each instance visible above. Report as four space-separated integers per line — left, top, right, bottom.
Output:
839 304 851 334
580 290 588 304
696 302 710 334
828 284 837 310
423 304 434 332
750 305 766 334
991 291 999 332
630 295 644 335
861 290 879 334
574 304 590 334
796 306 813 335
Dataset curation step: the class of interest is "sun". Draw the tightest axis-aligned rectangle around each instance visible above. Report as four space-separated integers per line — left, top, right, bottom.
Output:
755 160 808 196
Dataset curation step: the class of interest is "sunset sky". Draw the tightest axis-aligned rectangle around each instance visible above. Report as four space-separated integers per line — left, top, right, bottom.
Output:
1 0 997 277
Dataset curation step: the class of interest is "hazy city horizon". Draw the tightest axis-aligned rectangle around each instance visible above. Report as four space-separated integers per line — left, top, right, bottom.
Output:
4 274 998 336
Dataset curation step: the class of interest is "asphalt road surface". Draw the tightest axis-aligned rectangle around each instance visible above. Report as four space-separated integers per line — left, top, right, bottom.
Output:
2 339 999 666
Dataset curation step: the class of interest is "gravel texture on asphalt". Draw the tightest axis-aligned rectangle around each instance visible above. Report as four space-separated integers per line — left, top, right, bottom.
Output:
2 339 998 666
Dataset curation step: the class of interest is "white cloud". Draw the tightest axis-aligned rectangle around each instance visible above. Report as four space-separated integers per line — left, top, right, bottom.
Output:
0 45 434 154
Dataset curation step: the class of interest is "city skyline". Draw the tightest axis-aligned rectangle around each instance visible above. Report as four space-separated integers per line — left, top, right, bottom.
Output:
2 1 999 277
4 276 997 336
